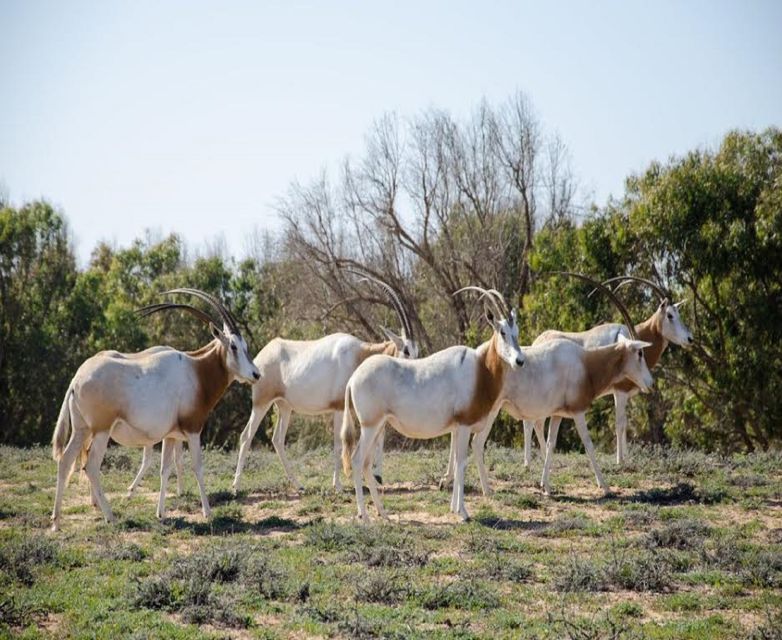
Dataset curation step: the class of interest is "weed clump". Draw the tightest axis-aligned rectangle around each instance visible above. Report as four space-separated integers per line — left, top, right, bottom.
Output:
130 541 292 629
0 535 60 585
554 548 675 593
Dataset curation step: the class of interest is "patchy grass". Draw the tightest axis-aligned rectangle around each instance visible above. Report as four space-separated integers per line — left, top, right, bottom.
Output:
0 443 781 638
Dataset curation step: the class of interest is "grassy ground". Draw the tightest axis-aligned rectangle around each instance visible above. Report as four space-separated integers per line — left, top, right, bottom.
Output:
1 441 781 639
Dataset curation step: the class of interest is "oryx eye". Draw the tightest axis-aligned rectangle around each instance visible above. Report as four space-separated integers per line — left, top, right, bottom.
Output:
403 347 410 356
667 313 673 320
230 343 238 352
638 351 643 360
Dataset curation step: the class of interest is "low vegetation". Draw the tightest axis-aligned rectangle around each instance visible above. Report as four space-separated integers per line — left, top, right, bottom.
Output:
1 443 781 638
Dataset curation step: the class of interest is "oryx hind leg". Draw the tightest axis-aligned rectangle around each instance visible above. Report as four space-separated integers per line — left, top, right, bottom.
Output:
438 433 456 490
51 406 88 532
83 430 115 524
540 416 563 495
270 403 303 491
451 426 471 521
362 423 388 520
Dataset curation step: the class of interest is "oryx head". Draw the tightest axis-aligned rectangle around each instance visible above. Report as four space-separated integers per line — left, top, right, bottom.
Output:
551 270 658 392
657 299 693 348
454 286 525 369
602 275 694 349
138 288 261 385
616 334 654 393
344 267 420 360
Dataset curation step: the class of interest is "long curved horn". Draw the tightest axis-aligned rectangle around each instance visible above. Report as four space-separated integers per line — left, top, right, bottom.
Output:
546 271 639 340
137 302 217 327
453 285 505 322
601 275 669 303
344 267 413 339
485 288 510 318
164 288 239 333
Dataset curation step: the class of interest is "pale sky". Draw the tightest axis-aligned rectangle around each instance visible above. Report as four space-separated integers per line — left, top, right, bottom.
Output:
1 1 780 264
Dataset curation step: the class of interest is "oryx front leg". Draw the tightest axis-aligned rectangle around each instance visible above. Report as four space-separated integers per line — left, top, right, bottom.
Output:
540 416 563 495
186 433 211 518
614 393 628 464
233 401 272 492
573 413 609 492
156 438 176 520
472 425 493 497
271 404 303 491
83 430 115 524
451 426 472 521
332 411 344 491
127 444 154 497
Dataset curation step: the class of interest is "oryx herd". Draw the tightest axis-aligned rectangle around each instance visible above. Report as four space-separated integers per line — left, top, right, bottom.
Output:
50 270 692 531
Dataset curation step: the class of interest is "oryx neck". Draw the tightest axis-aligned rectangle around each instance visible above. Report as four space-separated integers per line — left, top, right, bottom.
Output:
453 335 505 426
635 313 667 368
583 344 626 398
181 341 231 433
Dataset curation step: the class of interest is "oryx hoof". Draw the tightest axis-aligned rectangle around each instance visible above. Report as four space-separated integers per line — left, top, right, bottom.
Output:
373 474 383 485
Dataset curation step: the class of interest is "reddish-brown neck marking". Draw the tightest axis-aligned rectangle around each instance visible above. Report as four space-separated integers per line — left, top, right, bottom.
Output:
357 340 397 365
565 345 628 413
454 334 506 425
180 341 232 433
635 309 667 369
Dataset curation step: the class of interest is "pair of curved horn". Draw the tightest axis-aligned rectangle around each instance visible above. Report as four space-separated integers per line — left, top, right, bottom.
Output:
137 288 241 334
453 285 512 323
344 267 414 340
545 271 639 340
601 275 670 304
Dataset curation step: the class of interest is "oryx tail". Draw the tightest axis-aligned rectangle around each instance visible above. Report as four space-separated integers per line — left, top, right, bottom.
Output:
52 386 73 461
341 383 357 475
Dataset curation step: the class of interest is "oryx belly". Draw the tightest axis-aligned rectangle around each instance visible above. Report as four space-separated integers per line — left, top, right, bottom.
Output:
352 346 483 438
255 334 360 413
73 350 198 440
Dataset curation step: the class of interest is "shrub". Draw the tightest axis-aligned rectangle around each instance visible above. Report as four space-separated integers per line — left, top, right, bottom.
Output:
644 519 711 551
242 555 289 600
419 579 500 610
355 571 408 604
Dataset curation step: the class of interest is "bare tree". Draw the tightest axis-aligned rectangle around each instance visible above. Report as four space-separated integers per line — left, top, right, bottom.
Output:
278 92 577 348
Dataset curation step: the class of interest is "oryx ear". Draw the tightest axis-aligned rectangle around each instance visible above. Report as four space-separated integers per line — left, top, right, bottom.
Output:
659 297 670 309
509 308 518 326
674 300 687 308
379 325 404 349
629 339 653 350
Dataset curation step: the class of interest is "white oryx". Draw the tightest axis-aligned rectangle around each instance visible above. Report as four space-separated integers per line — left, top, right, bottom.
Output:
51 289 260 531
531 275 693 464
232 269 419 492
341 286 525 521
440 274 656 496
